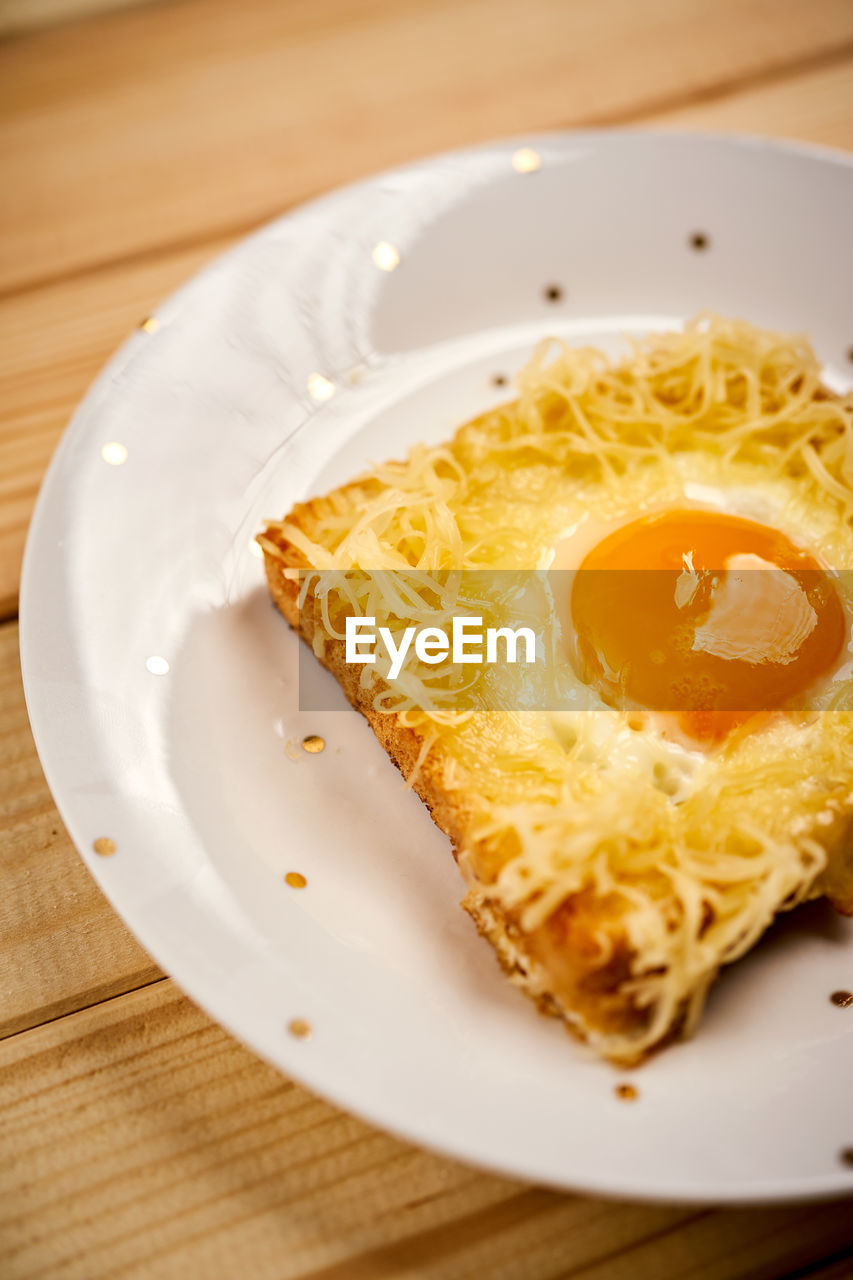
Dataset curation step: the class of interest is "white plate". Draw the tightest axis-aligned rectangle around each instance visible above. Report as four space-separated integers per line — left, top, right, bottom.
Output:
21 132 853 1205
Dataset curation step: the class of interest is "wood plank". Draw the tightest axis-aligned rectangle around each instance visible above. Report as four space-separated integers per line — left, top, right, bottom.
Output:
1 57 853 622
0 0 157 39
2 0 853 296
1 979 851 1280
0 621 162 1037
650 53 853 151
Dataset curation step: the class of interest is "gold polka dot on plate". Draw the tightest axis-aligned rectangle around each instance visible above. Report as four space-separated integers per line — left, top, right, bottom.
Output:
288 1018 312 1039
93 837 117 856
307 372 335 402
512 147 541 174
830 990 853 1008
101 442 128 466
285 872 307 889
372 241 400 271
302 735 325 754
614 1083 638 1101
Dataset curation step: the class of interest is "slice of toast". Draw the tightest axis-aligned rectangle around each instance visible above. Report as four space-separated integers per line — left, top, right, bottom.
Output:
259 318 853 1063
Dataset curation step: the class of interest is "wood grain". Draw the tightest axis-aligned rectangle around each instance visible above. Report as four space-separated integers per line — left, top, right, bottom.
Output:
2 0 853 296
0 0 157 38
0 979 850 1280
0 622 162 1037
650 54 853 150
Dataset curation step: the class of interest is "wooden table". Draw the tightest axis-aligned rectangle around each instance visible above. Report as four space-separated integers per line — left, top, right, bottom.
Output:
2 2 853 1275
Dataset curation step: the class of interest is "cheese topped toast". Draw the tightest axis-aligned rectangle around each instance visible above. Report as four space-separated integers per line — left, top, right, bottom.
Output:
259 317 853 1063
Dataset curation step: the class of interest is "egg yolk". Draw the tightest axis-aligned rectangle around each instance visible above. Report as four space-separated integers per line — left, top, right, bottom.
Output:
571 510 845 742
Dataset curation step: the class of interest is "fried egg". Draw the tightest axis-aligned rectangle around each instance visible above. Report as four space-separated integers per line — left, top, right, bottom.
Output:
523 453 853 811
